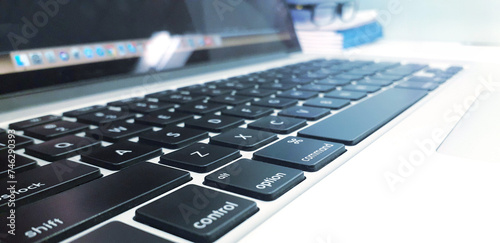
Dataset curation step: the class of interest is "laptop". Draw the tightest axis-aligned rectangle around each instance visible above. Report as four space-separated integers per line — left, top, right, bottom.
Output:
1 1 499 242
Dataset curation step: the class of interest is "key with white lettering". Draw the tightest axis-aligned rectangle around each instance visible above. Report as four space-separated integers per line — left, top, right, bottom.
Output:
247 116 307 134
63 105 106 118
278 106 331 121
253 136 346 171
24 121 90 140
86 121 152 142
0 160 101 211
9 115 61 130
135 185 258 242
160 143 241 172
204 159 305 201
25 135 101 161
139 126 208 149
184 115 245 133
0 162 190 243
135 111 193 127
221 105 274 120
81 141 162 170
176 102 226 115
210 128 278 151
76 110 136 125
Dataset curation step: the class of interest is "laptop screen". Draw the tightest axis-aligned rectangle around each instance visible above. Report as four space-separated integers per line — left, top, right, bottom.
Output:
0 0 300 96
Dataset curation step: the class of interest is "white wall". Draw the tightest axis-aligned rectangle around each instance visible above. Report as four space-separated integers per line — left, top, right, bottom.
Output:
359 0 500 45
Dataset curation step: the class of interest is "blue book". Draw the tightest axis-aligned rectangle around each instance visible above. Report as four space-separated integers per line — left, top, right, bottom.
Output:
337 21 383 48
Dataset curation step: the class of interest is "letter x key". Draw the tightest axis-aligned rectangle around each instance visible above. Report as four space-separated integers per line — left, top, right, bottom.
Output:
210 128 277 151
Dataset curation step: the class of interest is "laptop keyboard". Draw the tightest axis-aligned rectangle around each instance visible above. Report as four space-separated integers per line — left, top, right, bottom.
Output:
0 58 462 243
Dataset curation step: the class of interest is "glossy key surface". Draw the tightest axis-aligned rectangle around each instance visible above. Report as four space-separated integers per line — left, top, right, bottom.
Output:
0 162 190 243
135 185 258 242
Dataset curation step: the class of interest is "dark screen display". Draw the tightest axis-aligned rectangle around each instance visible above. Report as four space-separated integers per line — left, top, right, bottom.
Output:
0 0 300 96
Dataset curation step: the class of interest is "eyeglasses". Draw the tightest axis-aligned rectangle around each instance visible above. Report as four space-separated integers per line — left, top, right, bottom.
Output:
289 1 358 26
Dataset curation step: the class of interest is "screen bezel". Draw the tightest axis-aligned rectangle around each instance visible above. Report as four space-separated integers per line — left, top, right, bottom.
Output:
0 1 301 99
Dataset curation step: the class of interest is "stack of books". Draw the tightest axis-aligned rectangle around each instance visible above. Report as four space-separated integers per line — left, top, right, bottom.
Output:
295 10 383 54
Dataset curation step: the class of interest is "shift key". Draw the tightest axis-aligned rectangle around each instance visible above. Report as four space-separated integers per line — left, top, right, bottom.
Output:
0 162 191 243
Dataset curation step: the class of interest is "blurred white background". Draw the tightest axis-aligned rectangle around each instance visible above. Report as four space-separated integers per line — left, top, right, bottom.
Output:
358 0 500 45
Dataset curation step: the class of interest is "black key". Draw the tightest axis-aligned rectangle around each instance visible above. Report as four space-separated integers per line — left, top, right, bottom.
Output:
191 88 232 97
9 115 61 130
407 76 444 83
370 73 405 81
252 97 297 109
209 95 253 106
0 162 190 243
0 151 37 177
0 134 34 151
384 67 417 76
396 81 439 91
160 143 241 172
315 78 351 86
86 121 152 142
278 106 330 121
216 82 255 91
345 68 377 76
247 116 307 134
358 78 393 86
63 105 106 117
77 110 136 125
276 90 318 100
324 90 367 100
298 88 428 145
237 88 275 98
297 84 337 92
177 102 226 115
279 77 314 85
221 105 274 120
107 97 145 107
158 93 206 104
139 126 208 149
24 121 89 140
177 84 204 91
73 222 174 243
210 128 277 151
145 90 177 99
25 135 100 161
135 111 193 127
135 185 257 243
253 136 346 171
204 159 305 201
301 72 328 79
259 82 296 91
303 97 350 109
334 73 365 81
0 160 101 211
81 141 161 170
184 115 244 133
124 101 175 114
342 84 381 93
